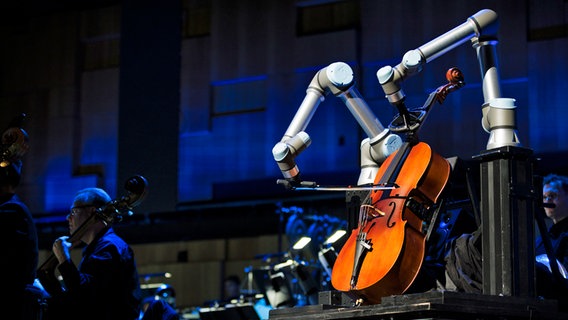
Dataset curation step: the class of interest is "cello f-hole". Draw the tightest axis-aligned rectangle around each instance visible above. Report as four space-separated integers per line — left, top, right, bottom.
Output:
387 201 397 228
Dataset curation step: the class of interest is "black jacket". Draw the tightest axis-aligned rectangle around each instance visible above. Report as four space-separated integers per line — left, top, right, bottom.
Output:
48 228 142 320
1 193 39 318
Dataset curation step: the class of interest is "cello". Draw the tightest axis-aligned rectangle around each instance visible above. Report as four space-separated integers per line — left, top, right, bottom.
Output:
37 175 148 296
331 68 464 305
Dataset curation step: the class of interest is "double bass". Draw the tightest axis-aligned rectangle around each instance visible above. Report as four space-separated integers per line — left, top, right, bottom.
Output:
1 113 29 168
37 175 148 296
331 68 465 305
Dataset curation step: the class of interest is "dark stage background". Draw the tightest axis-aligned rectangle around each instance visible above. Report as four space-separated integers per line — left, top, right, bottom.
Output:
1 0 567 239
2 0 567 241
1 0 568 308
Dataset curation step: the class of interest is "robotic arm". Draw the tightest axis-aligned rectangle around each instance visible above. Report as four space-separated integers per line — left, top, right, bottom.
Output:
376 9 520 150
272 62 402 188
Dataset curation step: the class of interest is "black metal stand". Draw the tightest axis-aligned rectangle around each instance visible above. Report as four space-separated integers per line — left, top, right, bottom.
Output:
269 291 566 319
473 146 536 297
269 147 568 319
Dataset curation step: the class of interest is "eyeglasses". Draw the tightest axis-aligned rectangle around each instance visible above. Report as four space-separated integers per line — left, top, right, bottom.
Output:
543 193 559 202
67 205 95 218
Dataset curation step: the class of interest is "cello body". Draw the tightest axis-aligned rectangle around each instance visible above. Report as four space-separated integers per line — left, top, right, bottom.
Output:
331 141 450 304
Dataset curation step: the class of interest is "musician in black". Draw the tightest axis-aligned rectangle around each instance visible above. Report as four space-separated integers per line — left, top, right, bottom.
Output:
2 159 41 319
535 174 568 303
44 187 142 320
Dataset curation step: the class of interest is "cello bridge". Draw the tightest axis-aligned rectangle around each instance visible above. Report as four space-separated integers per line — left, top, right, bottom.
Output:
360 204 385 217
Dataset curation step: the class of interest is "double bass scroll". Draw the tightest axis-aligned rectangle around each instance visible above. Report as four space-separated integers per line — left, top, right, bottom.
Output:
1 113 30 168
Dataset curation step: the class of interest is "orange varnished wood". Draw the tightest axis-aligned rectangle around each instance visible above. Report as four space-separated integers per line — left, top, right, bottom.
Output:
331 142 450 304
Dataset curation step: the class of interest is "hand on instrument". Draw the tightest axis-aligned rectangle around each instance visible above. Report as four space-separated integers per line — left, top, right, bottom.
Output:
33 278 51 298
53 236 72 264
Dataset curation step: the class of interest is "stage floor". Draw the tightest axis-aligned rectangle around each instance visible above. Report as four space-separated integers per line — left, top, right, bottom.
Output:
268 291 568 319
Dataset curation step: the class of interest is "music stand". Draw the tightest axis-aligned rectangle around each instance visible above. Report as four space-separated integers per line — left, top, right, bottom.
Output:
252 269 295 309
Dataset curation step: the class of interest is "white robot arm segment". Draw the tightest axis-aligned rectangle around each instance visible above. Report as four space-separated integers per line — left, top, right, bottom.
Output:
272 131 311 182
377 9 498 106
281 62 353 141
273 62 402 187
377 9 519 150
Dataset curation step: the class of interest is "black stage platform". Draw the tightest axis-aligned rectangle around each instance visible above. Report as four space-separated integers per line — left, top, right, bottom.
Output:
268 291 568 320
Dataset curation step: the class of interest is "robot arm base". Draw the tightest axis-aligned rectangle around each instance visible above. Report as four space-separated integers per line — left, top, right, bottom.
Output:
481 98 521 149
486 129 521 150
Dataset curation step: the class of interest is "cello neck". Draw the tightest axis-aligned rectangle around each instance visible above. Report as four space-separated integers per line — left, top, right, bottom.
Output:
376 142 412 188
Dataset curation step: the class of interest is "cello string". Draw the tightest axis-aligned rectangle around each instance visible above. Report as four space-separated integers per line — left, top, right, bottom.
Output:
360 191 368 226
359 190 373 228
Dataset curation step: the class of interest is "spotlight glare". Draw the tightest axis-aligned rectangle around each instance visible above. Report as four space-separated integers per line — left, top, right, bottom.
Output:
292 236 312 250
324 230 347 245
